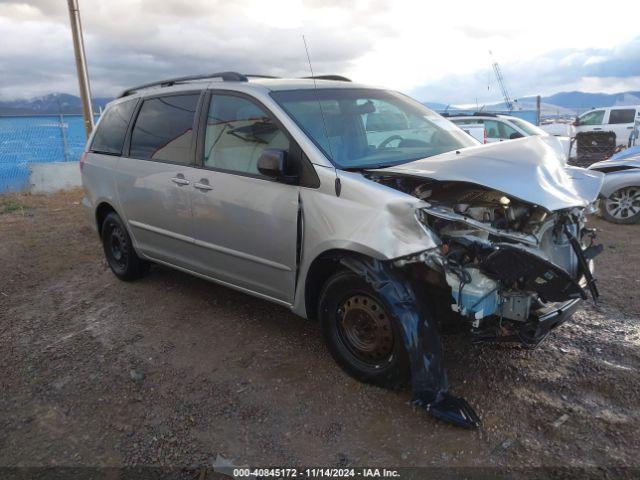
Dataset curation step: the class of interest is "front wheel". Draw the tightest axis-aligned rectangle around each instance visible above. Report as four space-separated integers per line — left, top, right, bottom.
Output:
101 212 149 281
318 271 410 389
601 187 640 224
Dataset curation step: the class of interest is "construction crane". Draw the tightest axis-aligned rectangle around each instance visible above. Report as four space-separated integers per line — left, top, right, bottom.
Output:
489 51 514 112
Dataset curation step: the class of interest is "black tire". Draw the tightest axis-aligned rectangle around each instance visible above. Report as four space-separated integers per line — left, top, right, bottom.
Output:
318 270 410 389
601 187 640 224
101 212 149 281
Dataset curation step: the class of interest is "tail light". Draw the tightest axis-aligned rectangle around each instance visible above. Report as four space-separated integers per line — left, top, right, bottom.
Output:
80 151 88 172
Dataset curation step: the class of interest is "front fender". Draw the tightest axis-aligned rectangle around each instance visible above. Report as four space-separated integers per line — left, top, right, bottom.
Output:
292 170 440 317
600 169 640 198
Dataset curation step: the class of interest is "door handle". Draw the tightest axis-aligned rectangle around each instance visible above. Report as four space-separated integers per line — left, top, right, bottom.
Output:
193 180 213 191
171 176 190 186
627 126 634 130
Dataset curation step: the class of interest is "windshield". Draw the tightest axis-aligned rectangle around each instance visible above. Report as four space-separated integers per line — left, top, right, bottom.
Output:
271 88 477 169
509 117 546 136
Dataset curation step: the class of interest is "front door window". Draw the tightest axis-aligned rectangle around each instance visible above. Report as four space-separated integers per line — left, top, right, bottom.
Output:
203 95 290 175
578 110 605 126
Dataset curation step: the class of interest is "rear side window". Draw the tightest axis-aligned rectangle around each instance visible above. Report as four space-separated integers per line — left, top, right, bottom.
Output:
130 94 200 164
609 109 636 124
497 121 519 139
90 100 137 154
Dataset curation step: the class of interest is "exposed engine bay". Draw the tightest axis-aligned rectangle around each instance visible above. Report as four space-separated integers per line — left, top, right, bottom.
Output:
367 172 603 347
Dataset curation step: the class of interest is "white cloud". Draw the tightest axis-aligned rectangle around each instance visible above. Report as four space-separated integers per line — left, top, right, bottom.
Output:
0 0 638 101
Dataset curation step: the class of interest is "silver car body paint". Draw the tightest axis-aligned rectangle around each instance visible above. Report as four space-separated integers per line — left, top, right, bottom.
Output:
82 79 602 321
589 154 640 198
377 135 603 211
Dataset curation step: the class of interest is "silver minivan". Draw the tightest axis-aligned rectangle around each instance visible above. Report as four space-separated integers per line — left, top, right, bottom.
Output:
81 72 604 428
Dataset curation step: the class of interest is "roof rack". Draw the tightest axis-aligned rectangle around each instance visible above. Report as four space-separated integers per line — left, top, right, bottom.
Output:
118 72 352 98
303 75 351 82
245 74 280 79
118 71 248 98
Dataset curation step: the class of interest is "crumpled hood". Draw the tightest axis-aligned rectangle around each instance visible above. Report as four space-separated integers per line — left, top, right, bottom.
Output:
375 135 604 211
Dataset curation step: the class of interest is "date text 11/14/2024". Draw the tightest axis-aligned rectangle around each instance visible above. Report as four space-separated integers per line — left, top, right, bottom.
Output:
232 468 401 478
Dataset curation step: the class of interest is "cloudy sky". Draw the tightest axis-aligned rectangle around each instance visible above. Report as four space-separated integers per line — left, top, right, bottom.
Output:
0 0 638 104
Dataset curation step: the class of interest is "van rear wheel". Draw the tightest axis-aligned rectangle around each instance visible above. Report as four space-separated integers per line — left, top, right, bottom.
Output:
318 271 410 389
101 212 149 281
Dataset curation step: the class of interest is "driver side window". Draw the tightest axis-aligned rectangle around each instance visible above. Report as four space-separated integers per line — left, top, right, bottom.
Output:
579 110 605 126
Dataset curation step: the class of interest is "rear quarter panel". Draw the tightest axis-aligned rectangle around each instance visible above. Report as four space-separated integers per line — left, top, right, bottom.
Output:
81 152 122 232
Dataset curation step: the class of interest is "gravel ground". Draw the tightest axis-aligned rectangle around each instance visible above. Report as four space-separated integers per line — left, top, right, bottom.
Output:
0 189 639 472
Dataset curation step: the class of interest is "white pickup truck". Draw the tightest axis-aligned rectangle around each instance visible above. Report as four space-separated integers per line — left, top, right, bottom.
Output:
572 106 640 147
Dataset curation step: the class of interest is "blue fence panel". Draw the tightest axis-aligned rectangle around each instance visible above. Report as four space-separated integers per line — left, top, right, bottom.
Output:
0 115 95 193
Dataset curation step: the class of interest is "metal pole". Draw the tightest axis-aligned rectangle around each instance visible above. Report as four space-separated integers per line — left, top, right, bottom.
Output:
57 100 70 162
67 0 94 138
536 95 541 126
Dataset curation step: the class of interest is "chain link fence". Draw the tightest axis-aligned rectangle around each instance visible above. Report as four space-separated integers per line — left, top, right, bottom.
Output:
0 115 93 193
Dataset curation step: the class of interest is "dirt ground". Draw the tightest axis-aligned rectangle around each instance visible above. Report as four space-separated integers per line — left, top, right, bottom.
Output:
1 189 639 473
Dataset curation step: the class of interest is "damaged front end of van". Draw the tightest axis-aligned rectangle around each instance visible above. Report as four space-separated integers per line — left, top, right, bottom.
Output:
351 138 605 428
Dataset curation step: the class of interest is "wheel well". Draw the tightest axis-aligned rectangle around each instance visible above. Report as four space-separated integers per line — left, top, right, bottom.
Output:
304 249 450 323
304 249 367 322
95 202 116 238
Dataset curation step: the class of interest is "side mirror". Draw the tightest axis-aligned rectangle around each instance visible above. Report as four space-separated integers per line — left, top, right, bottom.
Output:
573 118 580 126
257 149 297 183
509 132 524 139
257 149 286 178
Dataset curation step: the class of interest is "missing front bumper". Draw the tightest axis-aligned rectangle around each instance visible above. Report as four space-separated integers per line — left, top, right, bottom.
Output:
471 297 582 347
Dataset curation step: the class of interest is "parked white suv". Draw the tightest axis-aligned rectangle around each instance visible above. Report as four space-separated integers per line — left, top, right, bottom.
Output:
447 113 571 161
81 72 603 429
573 106 640 147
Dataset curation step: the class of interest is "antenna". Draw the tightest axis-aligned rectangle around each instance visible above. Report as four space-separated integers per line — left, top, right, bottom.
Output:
302 35 340 195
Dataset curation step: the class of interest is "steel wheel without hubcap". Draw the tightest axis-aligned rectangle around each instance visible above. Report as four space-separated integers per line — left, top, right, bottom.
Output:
337 294 394 366
100 212 149 281
604 187 640 223
108 224 129 271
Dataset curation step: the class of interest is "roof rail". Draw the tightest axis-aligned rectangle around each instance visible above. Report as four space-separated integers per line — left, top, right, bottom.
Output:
303 75 351 82
118 71 248 98
473 112 497 117
245 74 280 79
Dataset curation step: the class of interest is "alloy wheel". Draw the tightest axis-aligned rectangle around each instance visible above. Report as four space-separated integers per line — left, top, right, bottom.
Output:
605 187 640 220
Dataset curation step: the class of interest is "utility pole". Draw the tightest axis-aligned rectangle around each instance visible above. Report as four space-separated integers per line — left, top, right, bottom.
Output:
67 0 94 138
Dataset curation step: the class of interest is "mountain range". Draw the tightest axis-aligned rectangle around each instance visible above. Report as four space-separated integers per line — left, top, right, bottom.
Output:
0 93 111 115
1 90 639 115
447 91 640 115
521 91 640 109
